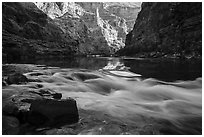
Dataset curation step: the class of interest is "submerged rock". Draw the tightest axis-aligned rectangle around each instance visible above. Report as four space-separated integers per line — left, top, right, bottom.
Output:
52 93 62 99
6 73 28 85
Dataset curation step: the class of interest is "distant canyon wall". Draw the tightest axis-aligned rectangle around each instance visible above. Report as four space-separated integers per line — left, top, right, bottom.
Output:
118 2 202 58
3 2 141 60
2 2 78 60
35 2 141 55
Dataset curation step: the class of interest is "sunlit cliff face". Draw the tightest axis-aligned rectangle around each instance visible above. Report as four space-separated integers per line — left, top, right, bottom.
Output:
8 65 201 134
34 2 141 54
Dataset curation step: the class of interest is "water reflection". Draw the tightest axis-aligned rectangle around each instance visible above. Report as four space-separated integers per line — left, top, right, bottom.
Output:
4 56 202 81
123 58 202 81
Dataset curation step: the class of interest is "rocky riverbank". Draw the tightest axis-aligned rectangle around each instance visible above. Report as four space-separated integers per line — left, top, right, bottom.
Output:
2 64 79 134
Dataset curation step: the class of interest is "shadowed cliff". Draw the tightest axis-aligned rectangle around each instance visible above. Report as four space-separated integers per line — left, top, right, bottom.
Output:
2 2 141 60
2 2 79 60
117 2 202 59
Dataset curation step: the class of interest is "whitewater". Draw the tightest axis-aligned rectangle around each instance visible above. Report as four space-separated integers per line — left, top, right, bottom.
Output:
11 64 201 134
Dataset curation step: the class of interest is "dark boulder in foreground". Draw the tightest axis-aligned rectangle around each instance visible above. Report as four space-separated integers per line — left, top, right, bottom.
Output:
27 99 79 127
3 97 79 134
2 75 79 134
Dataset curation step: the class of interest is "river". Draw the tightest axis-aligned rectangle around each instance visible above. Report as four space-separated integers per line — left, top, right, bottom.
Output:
4 56 202 81
3 56 202 134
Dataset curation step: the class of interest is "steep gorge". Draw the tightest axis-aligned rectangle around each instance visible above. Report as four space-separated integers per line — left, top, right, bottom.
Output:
35 2 141 55
118 2 202 59
2 2 141 61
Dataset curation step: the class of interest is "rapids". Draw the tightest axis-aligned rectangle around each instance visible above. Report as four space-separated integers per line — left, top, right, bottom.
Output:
19 65 202 134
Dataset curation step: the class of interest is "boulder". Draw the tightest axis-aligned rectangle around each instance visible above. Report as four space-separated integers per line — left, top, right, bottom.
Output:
27 98 79 127
36 84 43 88
52 93 62 99
2 88 43 124
6 73 28 85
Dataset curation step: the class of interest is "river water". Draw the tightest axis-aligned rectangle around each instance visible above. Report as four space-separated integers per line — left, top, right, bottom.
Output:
5 56 202 81
3 56 202 134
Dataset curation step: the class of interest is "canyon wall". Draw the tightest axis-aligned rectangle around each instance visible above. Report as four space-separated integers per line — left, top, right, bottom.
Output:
3 2 141 60
35 2 141 55
2 2 78 60
118 2 202 58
